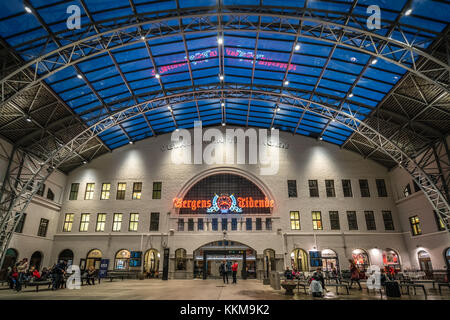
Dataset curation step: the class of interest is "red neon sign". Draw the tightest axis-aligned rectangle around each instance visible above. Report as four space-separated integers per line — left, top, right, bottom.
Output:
173 196 274 211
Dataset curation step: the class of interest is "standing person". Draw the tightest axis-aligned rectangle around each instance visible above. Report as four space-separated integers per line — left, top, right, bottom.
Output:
226 261 232 280
15 258 28 292
51 260 67 290
231 261 238 284
310 271 323 297
219 260 228 284
86 266 96 285
316 267 327 292
348 259 362 290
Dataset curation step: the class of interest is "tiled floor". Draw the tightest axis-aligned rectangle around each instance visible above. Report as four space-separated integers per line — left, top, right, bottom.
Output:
0 279 448 300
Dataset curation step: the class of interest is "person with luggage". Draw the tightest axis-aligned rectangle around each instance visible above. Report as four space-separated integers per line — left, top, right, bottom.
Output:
348 259 362 290
309 271 323 297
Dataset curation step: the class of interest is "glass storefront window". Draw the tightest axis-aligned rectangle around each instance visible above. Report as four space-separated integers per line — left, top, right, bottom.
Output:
352 249 369 271
115 249 131 270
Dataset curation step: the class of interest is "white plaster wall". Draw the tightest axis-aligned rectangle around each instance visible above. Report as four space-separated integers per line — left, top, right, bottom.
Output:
53 128 415 271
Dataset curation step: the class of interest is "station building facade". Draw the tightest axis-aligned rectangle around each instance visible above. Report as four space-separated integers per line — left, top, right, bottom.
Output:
1 129 449 279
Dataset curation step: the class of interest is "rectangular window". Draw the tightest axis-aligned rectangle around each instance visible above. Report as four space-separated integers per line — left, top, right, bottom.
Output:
265 218 272 231
47 188 55 201
376 179 388 197
434 211 446 231
256 218 262 230
116 183 126 200
222 218 228 231
329 211 340 230
290 211 300 230
132 182 142 200
382 211 394 231
37 218 49 237
129 213 139 232
246 218 252 231
347 211 358 230
15 213 27 233
325 180 335 197
359 179 370 197
63 213 74 232
84 183 95 200
287 180 297 198
188 218 195 231
96 213 106 232
412 180 421 193
308 180 319 197
100 183 111 200
79 213 90 232
409 216 422 236
197 218 204 231
152 182 162 199
312 211 323 230
69 183 79 200
150 212 160 231
177 218 184 231
212 218 218 231
342 180 353 197
231 218 238 231
364 211 376 230
112 213 122 232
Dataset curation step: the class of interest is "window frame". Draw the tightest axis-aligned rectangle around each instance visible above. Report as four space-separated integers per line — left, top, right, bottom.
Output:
342 179 353 197
79 213 90 232
152 182 162 199
96 213 107 232
69 183 79 200
312 211 323 230
409 215 422 236
376 179 388 197
308 180 319 197
116 182 126 200
129 213 139 232
287 180 298 198
132 182 142 200
329 211 340 230
347 211 358 230
150 212 160 231
63 213 74 232
100 183 111 200
325 180 336 197
364 210 376 230
290 211 301 230
15 213 27 233
112 213 123 232
359 179 370 197
37 218 49 237
382 210 395 231
84 183 95 200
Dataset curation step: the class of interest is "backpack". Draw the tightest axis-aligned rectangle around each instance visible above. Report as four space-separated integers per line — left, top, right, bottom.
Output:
310 279 323 294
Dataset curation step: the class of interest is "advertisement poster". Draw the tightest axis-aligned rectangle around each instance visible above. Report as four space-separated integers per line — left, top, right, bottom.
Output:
98 259 109 278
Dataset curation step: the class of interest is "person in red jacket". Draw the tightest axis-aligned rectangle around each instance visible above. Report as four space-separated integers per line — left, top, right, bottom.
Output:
30 266 41 280
231 261 238 284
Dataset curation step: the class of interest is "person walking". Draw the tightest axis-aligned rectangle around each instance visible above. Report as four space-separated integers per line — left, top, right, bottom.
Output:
15 258 28 292
231 261 238 284
219 260 228 284
348 259 362 290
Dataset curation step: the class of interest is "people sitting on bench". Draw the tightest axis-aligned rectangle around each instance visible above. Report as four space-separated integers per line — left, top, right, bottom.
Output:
84 266 97 285
284 267 293 280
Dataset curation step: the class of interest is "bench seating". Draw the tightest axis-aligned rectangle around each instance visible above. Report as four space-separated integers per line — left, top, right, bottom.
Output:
438 283 450 295
24 281 52 292
399 283 427 297
296 281 309 294
366 286 384 298
326 283 350 295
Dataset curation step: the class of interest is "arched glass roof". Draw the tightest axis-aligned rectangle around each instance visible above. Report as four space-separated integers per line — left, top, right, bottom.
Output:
0 0 448 151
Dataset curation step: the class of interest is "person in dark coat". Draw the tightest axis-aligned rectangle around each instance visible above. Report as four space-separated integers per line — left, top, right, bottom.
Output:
284 267 293 280
51 260 67 290
349 259 362 290
219 260 228 284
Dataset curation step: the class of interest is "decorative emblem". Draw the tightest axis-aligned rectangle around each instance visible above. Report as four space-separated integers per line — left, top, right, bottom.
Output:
207 194 242 214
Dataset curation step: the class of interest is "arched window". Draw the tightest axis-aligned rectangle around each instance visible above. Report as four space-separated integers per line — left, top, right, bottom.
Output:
115 249 131 270
1 248 18 271
352 249 369 271
175 249 187 271
144 249 160 275
263 249 276 277
86 249 102 270
290 248 308 272
382 249 401 271
403 184 411 197
321 249 339 272
417 250 433 278
30 251 43 270
58 249 74 266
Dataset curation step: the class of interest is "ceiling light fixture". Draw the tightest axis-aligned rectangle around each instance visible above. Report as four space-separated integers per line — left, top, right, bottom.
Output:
175 128 179 132
405 9 412 16
371 58 378 65
129 141 134 145
284 80 289 86
77 74 83 79
25 6 32 13
168 106 172 111
319 136 323 141
25 116 32 123
348 93 354 98
222 122 226 126
155 73 160 79
295 44 300 51
83 161 87 164
217 37 223 45
350 57 357 62
219 74 224 81
271 127 275 130
277 107 281 111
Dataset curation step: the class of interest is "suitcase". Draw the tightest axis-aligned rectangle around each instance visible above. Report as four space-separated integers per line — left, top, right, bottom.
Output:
385 281 401 297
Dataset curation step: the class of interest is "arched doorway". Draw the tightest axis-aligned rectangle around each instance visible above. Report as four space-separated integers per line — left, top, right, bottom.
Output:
144 249 160 276
0 248 18 280
58 249 74 266
30 251 42 270
352 249 370 272
115 249 131 270
382 249 401 272
193 240 257 280
290 248 308 272
86 249 102 270
418 250 433 279
321 249 339 272
263 249 276 278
